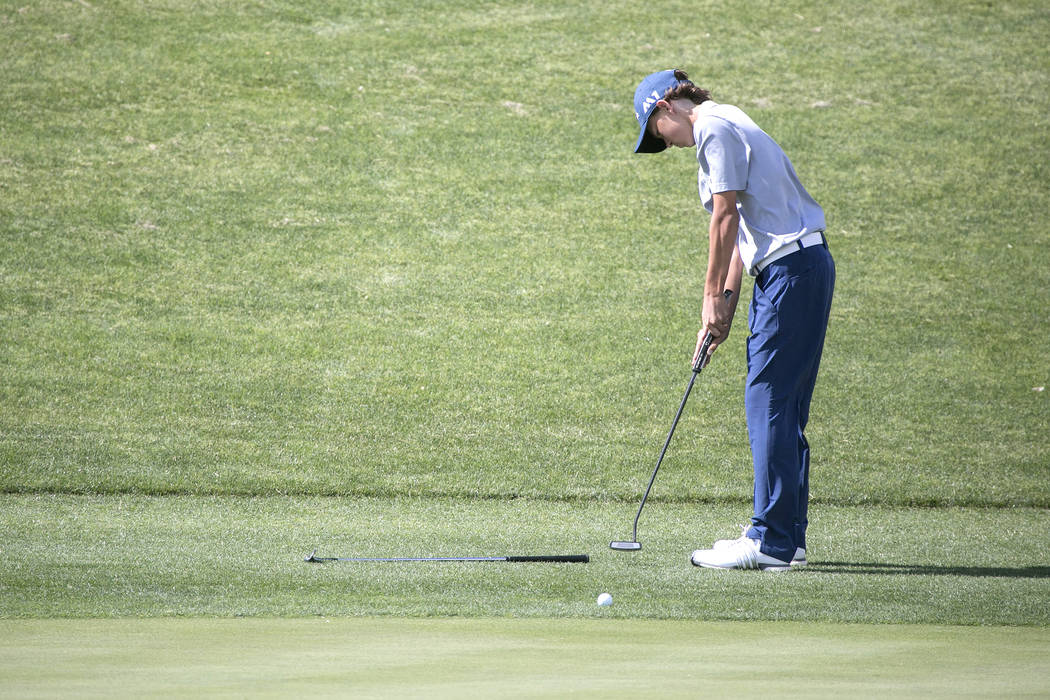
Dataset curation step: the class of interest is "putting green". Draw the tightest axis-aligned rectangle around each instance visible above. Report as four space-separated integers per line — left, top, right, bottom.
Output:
2 618 1047 697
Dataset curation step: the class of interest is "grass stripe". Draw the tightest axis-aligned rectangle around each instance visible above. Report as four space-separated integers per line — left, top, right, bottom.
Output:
1 618 1048 698
3 495 1047 625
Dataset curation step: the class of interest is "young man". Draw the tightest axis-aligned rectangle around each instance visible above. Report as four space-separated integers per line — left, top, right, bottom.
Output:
633 69 835 571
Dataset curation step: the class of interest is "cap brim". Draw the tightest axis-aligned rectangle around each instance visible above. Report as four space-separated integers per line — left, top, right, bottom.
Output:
634 115 667 154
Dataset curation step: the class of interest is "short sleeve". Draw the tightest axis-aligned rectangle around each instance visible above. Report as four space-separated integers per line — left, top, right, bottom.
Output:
696 118 748 194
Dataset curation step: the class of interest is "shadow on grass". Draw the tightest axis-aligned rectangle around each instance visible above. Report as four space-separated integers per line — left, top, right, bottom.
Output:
807 562 1050 579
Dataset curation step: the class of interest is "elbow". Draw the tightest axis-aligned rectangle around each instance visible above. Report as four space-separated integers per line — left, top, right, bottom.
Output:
714 208 739 236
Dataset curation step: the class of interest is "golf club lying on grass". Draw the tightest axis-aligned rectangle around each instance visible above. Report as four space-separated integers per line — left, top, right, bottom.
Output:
611 290 733 553
304 550 589 564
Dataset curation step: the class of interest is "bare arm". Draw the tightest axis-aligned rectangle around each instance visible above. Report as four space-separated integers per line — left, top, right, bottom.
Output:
693 191 743 365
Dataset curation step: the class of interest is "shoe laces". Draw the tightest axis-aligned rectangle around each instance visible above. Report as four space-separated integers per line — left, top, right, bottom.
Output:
726 523 749 541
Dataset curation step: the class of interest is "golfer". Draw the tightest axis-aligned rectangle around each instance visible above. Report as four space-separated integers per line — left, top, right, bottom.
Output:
632 69 835 571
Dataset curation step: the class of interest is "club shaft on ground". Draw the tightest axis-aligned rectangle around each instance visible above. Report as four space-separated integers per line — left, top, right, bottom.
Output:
305 552 588 563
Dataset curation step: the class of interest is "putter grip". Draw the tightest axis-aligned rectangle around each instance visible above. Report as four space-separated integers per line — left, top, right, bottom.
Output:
506 554 590 563
693 289 735 372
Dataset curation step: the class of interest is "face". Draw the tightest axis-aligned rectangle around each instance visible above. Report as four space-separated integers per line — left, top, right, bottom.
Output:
647 102 695 149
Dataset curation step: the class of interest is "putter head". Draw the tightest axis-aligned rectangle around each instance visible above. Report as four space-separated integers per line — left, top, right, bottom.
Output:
609 541 642 551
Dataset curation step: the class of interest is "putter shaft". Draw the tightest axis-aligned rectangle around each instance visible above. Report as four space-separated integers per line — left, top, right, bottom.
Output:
613 290 733 550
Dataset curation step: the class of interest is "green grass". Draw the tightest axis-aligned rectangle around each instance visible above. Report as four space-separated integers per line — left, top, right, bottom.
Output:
2 0 1048 506
2 494 1048 624
1 0 1049 693
3 618 1049 698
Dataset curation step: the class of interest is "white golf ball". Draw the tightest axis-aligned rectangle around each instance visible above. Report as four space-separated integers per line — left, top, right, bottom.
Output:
596 593 613 607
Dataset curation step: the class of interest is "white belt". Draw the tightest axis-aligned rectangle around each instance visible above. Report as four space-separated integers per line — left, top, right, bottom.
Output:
753 231 827 275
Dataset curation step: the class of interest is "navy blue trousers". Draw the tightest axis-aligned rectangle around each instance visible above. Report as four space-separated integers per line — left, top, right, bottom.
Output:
744 242 835 563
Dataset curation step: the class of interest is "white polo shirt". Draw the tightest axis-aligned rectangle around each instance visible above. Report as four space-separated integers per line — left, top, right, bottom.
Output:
692 102 825 276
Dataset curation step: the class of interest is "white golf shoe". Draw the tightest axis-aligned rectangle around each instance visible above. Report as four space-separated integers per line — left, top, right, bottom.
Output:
712 529 807 567
691 537 792 572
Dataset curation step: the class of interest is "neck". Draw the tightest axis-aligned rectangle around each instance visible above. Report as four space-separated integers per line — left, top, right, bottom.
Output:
686 100 715 125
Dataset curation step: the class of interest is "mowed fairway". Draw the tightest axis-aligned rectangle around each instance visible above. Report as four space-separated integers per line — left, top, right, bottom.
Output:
3 495 1049 624
2 0 1049 695
2 496 1049 695
3 619 1049 698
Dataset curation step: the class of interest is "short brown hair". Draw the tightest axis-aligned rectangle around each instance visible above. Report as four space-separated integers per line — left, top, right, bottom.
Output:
663 69 711 104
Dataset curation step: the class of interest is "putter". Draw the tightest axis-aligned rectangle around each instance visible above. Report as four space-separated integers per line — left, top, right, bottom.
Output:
611 290 733 552
304 550 589 563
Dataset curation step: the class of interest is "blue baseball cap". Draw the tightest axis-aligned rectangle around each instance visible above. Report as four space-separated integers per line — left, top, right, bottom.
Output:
633 69 689 153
